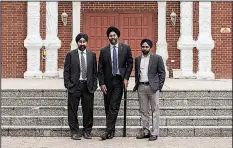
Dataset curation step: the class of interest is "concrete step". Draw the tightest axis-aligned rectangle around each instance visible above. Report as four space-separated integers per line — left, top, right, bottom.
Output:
2 97 232 107
2 116 232 126
2 106 232 116
1 125 231 137
2 90 232 98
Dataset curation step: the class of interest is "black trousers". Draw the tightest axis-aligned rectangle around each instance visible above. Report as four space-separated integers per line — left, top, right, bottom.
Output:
104 75 124 133
67 81 94 135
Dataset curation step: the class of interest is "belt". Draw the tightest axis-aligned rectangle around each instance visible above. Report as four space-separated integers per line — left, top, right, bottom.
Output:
139 82 149 85
79 80 87 83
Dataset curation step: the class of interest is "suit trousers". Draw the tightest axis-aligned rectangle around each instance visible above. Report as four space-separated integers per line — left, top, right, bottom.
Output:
67 81 94 135
104 75 123 133
137 84 160 136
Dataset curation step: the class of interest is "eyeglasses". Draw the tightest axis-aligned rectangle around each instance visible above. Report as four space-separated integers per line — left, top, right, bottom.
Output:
109 34 117 38
141 46 150 48
78 40 87 43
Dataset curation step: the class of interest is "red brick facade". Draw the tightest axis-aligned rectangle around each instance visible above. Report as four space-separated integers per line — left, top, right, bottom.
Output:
1 2 232 78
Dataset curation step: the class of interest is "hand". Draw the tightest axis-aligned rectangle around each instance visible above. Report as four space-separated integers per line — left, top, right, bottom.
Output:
100 85 107 94
124 79 128 88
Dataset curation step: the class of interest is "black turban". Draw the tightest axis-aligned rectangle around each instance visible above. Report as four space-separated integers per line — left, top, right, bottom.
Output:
140 38 153 48
75 32 88 43
106 26 120 37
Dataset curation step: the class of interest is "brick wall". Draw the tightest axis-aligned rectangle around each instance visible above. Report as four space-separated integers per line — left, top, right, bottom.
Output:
1 2 232 78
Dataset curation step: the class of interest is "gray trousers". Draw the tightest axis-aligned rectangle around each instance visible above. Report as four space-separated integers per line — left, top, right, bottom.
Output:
137 84 160 136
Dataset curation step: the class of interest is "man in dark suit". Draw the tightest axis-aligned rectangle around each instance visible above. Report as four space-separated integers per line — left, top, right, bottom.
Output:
98 26 133 140
63 33 97 140
133 38 165 141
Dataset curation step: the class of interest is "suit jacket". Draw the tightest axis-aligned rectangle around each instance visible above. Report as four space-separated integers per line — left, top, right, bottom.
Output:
133 53 166 92
98 42 133 88
63 48 98 93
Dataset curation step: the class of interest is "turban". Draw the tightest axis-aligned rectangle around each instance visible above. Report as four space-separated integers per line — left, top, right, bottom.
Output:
106 26 120 37
140 38 153 48
75 32 88 43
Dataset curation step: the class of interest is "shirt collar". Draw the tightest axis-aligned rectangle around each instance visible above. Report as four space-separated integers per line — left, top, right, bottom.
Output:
142 53 150 58
78 49 87 54
110 43 119 49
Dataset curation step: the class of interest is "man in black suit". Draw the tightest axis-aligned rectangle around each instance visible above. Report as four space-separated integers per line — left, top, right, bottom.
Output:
63 33 97 140
133 39 165 141
98 26 133 140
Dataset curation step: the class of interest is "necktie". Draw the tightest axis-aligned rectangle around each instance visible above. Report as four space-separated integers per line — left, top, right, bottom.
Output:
81 51 87 79
112 46 117 75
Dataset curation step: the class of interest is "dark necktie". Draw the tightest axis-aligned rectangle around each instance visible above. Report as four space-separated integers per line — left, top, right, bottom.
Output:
112 45 118 75
81 51 87 79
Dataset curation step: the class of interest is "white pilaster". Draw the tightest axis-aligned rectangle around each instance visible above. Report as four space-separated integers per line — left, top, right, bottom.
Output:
70 2 81 50
196 2 215 79
177 2 195 78
156 2 169 77
24 2 43 79
43 2 61 78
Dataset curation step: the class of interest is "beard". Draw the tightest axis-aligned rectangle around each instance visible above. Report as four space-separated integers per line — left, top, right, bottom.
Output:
142 50 150 55
78 45 86 51
109 38 117 45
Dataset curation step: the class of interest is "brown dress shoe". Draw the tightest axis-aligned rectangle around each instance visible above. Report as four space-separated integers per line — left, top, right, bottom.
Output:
149 135 158 141
71 134 81 140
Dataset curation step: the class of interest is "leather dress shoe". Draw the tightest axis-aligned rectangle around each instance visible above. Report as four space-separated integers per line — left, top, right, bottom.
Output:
136 132 151 139
107 131 115 139
71 134 81 140
83 132 92 139
100 131 110 140
149 135 158 141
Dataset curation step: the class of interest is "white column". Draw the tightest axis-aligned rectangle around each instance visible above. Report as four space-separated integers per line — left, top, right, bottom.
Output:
156 2 169 77
70 2 81 50
196 2 215 79
177 2 195 78
43 2 61 78
24 2 43 79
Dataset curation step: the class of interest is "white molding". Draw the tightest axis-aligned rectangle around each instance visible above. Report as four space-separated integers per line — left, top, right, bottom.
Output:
43 2 61 78
156 2 169 78
196 2 215 79
70 2 81 50
177 2 195 78
24 2 43 79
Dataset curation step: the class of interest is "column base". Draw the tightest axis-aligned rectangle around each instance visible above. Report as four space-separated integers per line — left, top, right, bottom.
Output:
173 69 196 79
24 71 43 79
196 71 215 79
43 71 59 78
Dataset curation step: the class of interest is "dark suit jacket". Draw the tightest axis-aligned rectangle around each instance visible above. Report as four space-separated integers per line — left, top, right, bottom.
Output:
63 48 98 93
98 42 133 88
133 53 166 92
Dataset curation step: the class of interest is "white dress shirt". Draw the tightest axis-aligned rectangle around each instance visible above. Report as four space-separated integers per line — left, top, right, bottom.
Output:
139 54 150 82
110 43 120 75
78 49 87 80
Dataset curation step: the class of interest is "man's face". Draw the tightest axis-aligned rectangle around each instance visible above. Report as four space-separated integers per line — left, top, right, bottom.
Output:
141 42 151 55
108 32 118 45
77 38 87 51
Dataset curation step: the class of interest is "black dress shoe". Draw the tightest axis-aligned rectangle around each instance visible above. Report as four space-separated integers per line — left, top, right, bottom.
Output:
149 135 158 141
83 132 92 139
100 131 110 140
107 131 115 139
71 134 81 140
136 132 151 139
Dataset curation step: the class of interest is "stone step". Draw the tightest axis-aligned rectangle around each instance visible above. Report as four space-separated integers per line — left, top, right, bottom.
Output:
2 106 232 116
2 90 232 98
2 116 232 126
2 97 232 107
1 125 231 137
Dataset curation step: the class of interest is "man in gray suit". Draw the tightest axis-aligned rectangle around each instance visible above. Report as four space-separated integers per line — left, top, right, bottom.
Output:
63 33 97 140
133 38 165 141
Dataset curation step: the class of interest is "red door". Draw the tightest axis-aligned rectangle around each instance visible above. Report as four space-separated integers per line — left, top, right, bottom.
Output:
119 13 154 76
84 13 119 61
84 13 154 76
